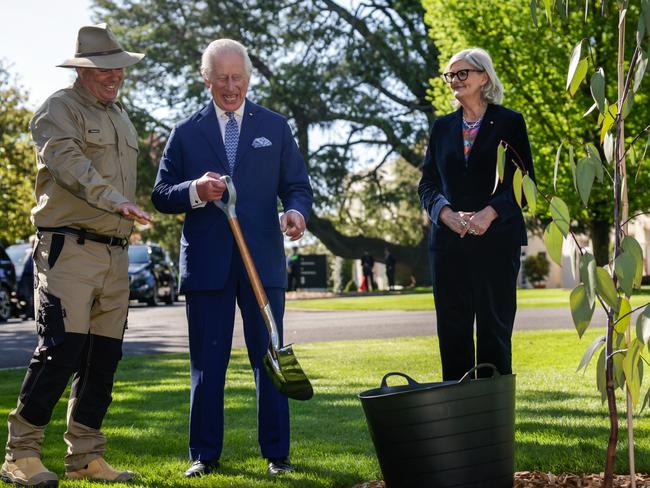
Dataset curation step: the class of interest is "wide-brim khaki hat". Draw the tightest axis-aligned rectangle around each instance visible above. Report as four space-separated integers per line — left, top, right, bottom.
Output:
57 23 144 69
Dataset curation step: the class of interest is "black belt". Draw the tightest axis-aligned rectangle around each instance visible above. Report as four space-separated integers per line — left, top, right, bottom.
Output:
37 226 128 248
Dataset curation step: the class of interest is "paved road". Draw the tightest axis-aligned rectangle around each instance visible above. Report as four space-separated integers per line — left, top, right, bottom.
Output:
0 302 605 369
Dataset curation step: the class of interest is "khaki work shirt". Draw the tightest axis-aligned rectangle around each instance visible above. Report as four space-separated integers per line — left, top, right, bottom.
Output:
30 79 139 238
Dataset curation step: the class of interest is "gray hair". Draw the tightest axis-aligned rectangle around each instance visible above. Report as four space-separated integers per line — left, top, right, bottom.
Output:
446 48 503 106
200 38 253 79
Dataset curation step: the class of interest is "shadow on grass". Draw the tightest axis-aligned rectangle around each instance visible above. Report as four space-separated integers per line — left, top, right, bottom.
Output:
515 389 650 474
2 354 649 487
0 352 379 488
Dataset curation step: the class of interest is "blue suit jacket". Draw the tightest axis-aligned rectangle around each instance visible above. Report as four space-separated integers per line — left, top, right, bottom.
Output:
418 103 534 250
151 99 313 292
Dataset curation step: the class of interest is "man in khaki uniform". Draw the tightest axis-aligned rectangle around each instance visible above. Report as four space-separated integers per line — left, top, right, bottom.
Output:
1 24 152 488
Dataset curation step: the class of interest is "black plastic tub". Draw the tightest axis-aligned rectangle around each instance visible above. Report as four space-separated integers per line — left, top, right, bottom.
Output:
358 364 515 488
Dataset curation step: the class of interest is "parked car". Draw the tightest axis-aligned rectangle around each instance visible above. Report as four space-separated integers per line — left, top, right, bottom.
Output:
128 243 178 306
0 245 18 322
6 242 34 319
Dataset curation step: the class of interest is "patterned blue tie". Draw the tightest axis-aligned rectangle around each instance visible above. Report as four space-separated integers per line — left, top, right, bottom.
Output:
224 112 239 174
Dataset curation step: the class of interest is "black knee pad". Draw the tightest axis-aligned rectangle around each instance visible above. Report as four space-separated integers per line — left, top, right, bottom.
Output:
18 332 88 426
70 334 123 429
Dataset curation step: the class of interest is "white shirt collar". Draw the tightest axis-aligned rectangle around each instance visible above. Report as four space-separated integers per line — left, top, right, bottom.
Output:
213 99 245 119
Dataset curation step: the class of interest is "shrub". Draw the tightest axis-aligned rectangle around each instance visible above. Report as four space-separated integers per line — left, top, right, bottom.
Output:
522 252 550 287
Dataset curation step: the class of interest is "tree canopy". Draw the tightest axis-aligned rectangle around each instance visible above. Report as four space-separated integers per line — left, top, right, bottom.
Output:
88 0 650 277
93 0 439 283
0 64 35 246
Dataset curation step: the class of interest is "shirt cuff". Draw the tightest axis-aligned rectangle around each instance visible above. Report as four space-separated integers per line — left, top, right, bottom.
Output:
284 209 305 221
430 198 451 224
189 180 207 208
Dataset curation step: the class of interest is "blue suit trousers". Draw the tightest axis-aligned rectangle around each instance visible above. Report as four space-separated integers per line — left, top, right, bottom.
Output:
185 250 290 461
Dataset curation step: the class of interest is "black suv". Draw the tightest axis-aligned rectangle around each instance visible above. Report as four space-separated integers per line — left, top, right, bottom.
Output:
128 243 178 306
0 245 17 322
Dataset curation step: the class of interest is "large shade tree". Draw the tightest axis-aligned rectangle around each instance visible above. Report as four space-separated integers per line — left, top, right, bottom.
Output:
92 0 439 283
0 63 35 246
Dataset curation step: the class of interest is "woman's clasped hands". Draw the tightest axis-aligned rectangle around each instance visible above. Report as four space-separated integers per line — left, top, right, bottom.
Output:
439 206 497 238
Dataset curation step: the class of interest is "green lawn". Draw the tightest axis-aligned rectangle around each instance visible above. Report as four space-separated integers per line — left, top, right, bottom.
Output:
0 329 648 487
286 288 650 311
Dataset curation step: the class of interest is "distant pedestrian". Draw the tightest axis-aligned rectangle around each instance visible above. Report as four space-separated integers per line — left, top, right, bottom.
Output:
384 248 396 291
361 251 375 292
286 247 301 291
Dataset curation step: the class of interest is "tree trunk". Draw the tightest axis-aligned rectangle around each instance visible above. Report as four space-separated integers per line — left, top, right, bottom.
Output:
605 312 619 488
307 213 431 285
615 10 636 484
590 219 611 266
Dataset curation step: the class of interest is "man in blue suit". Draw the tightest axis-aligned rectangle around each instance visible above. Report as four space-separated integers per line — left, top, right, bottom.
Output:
151 38 312 478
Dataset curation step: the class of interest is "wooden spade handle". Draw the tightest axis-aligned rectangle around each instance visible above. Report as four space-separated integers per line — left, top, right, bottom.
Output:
227 216 268 310
214 175 280 350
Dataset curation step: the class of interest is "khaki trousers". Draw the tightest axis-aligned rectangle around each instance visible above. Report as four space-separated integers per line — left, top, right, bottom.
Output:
5 232 128 470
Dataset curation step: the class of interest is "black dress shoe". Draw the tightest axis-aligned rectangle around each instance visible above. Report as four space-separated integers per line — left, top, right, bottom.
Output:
183 459 220 477
267 457 294 475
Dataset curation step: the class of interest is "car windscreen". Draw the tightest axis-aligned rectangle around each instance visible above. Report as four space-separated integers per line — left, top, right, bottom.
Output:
128 246 150 264
6 244 29 268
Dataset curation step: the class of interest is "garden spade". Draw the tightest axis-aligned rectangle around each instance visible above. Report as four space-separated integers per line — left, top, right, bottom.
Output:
214 175 313 401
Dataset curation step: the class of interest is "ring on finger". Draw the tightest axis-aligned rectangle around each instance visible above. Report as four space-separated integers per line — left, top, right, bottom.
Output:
460 220 467 227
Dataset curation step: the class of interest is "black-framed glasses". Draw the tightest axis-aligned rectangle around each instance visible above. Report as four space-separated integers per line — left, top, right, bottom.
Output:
442 69 484 83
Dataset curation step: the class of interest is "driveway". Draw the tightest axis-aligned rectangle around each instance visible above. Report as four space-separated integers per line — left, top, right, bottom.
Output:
0 303 600 369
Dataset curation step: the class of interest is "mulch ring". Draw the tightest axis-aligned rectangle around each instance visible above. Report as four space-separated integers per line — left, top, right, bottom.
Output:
352 472 650 487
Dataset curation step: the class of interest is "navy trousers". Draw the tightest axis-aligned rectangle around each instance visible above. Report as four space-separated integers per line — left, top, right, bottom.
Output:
185 252 290 461
430 234 521 381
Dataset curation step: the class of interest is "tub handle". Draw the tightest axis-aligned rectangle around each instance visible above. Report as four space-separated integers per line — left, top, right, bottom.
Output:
380 372 420 388
459 363 500 383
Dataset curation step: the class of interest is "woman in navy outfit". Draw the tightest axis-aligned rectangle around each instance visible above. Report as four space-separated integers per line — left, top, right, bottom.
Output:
418 48 534 380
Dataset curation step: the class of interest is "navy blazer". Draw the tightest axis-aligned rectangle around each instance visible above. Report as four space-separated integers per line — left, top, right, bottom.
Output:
418 103 534 250
151 99 313 292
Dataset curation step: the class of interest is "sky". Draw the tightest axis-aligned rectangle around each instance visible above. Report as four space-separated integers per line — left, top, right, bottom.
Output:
1 0 93 109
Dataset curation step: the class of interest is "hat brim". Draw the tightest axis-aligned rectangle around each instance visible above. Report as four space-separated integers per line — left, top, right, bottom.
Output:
57 51 144 69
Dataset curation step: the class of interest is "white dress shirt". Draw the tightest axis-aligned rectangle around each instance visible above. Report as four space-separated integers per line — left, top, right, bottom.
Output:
189 102 244 208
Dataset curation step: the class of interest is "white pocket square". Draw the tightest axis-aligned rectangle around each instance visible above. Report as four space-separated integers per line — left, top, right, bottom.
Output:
252 137 272 148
